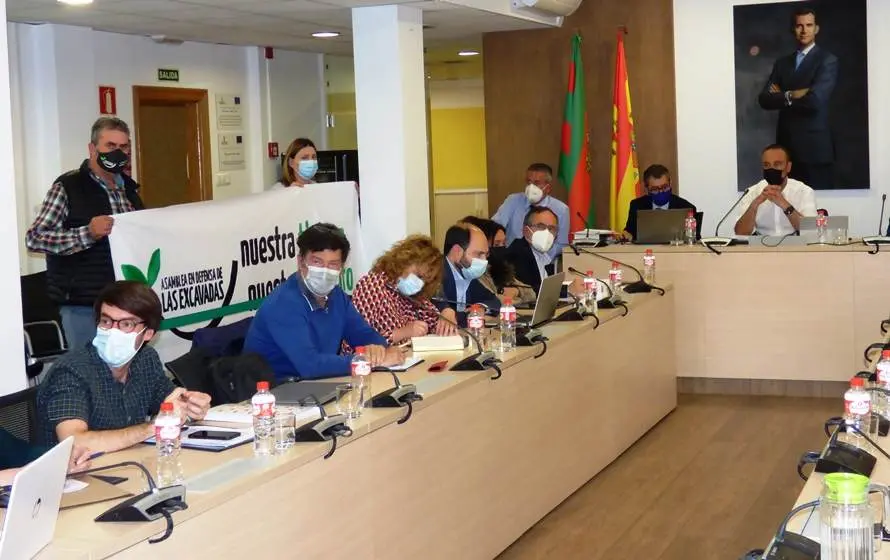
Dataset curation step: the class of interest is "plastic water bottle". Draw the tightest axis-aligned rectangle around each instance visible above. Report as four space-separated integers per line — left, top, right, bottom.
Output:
684 211 697 245
155 402 183 486
252 381 276 456
842 377 872 451
583 270 598 315
499 298 516 351
875 350 890 419
467 304 485 342
351 346 372 415
643 249 656 285
608 261 623 294
816 210 829 243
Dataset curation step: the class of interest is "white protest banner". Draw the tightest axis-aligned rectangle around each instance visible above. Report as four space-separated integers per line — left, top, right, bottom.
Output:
108 182 365 362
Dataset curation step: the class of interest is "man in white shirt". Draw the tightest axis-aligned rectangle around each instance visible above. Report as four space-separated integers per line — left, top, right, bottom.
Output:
734 144 817 236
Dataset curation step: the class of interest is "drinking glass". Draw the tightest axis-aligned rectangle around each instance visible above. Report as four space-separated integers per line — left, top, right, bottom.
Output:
273 412 295 454
336 383 361 419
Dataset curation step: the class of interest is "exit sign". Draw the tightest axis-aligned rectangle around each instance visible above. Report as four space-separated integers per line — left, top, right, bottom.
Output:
157 68 180 82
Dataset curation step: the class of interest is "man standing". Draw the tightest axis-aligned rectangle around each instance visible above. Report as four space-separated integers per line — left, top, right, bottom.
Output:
493 163 570 262
734 144 817 236
26 117 144 349
758 6 838 189
623 164 697 240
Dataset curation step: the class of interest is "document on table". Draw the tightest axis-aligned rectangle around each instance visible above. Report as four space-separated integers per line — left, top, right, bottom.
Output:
144 425 254 451
388 355 424 372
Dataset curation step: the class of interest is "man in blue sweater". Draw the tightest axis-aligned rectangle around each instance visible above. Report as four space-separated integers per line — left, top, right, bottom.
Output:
244 223 403 381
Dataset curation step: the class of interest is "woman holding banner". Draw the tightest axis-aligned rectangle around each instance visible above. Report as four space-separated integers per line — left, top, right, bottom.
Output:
352 235 457 344
271 137 318 189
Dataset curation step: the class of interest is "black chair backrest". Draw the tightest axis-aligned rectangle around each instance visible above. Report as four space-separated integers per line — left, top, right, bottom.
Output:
21 271 62 325
0 386 39 443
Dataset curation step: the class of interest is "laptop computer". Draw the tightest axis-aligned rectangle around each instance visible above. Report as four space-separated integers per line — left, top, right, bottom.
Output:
799 215 850 241
635 209 703 244
271 380 341 406
516 272 565 328
0 436 74 560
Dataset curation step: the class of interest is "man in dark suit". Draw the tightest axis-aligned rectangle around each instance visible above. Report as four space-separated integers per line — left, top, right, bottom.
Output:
623 164 696 240
506 206 559 295
758 6 838 190
438 222 500 326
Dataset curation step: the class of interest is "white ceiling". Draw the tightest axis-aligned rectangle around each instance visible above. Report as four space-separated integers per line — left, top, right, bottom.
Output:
5 0 547 55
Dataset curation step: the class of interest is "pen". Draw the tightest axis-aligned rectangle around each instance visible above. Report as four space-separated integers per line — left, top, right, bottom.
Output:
87 451 105 462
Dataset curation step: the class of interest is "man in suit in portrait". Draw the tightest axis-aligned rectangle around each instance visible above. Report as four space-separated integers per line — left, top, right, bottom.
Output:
758 6 838 190
623 164 696 241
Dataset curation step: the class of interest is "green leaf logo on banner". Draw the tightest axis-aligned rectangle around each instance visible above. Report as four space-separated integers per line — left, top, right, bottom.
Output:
120 248 161 287
146 249 161 286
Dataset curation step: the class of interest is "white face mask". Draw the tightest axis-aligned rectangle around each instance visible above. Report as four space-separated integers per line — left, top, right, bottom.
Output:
525 184 544 204
530 229 555 253
93 327 145 368
303 265 341 296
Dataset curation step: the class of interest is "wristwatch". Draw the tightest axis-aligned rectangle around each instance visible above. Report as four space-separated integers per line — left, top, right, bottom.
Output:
784 205 796 216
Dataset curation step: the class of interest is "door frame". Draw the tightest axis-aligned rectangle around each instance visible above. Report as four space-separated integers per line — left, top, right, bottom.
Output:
132 85 213 203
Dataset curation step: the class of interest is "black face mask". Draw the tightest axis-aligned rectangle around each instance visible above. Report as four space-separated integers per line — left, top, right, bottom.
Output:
97 149 129 174
763 168 785 186
488 246 508 262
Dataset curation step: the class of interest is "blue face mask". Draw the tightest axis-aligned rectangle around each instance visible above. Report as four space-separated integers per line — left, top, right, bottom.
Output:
93 327 144 368
651 190 672 207
460 256 488 280
396 273 424 296
297 159 318 180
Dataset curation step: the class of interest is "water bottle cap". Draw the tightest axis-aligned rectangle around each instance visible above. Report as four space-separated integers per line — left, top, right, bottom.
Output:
823 472 869 504
850 376 864 387
256 381 269 391
687 210 694 216
355 346 366 354
645 249 653 255
503 297 512 305
160 402 174 412
611 261 619 267
586 270 593 276
883 349 890 359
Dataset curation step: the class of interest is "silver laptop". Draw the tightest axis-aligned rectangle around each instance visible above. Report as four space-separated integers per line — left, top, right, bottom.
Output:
0 436 73 560
800 215 849 234
271 380 341 406
635 209 694 244
517 272 565 328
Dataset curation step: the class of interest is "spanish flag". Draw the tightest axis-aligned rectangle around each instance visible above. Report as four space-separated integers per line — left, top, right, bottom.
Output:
557 34 592 232
609 31 641 232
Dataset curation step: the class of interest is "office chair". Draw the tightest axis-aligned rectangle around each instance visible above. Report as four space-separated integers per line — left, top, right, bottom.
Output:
21 271 68 363
0 386 40 444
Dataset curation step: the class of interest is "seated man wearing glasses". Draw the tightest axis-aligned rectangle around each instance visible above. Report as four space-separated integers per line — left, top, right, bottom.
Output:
504 206 563 295
37 281 212 453
244 223 404 382
623 164 697 240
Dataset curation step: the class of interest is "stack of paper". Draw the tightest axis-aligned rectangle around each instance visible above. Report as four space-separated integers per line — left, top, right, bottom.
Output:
411 335 465 353
203 403 319 428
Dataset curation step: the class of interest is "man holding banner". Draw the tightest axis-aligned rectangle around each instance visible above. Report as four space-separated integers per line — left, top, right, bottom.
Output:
244 223 403 381
26 117 144 349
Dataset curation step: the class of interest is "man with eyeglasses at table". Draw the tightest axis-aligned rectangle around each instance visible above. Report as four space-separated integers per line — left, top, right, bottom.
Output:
36 281 212 453
505 206 564 295
622 164 697 241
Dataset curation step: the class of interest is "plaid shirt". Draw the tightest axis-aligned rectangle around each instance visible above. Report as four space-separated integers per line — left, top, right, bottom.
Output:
37 344 175 445
25 165 136 256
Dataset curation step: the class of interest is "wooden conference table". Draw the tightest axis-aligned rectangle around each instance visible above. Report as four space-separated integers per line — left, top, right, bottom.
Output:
564 243 890 384
36 288 676 559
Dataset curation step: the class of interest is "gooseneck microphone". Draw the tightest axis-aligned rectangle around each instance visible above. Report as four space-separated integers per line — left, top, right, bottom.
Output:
700 188 751 254
76 460 186 543
567 266 628 315
568 244 663 295
435 311 501 378
713 187 750 238
880 193 887 235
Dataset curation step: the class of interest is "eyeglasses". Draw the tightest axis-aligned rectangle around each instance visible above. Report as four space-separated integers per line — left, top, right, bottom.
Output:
98 316 145 333
528 223 558 234
647 184 671 194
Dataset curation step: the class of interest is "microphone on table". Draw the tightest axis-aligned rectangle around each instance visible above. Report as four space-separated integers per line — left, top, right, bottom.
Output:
368 369 423 424
292 393 353 459
747 500 820 560
433 310 501 378
863 193 890 251
573 211 606 246
567 267 628 316
568 244 663 295
700 187 751 252
76 461 186 543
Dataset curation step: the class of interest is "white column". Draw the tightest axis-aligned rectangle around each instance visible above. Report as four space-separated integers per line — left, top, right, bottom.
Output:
0 14 28 394
352 5 430 260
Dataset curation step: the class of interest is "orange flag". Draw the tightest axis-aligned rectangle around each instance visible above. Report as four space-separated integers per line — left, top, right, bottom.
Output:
609 31 641 232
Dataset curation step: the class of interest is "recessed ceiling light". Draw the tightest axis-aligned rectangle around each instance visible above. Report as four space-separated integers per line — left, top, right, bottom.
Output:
458 50 480 57
57 0 93 5
312 31 340 39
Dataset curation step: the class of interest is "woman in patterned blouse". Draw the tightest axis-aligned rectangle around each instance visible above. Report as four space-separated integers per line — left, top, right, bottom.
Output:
352 235 458 344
